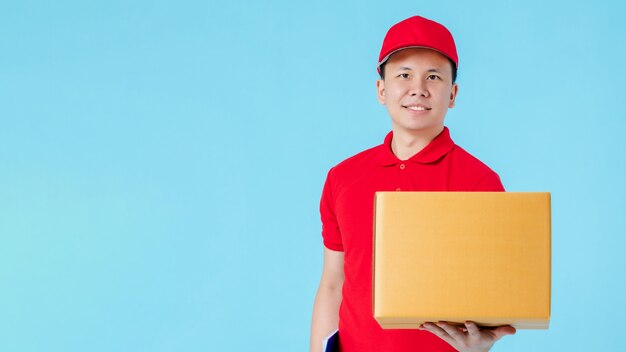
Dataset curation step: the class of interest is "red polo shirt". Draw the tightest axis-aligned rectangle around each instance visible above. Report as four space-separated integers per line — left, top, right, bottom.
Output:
320 127 504 352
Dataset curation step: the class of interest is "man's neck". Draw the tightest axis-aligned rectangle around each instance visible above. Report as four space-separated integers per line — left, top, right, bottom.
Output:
391 126 444 160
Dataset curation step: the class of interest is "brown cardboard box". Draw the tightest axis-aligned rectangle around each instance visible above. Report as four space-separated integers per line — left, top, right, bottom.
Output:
373 192 551 329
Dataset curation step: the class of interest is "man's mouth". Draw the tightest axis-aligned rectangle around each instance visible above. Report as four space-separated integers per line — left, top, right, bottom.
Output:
404 105 431 111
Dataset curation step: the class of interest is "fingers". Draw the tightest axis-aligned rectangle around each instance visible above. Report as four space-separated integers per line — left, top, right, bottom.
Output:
420 322 446 336
420 322 450 341
421 321 516 350
464 321 481 338
420 322 464 344
437 322 465 340
493 325 516 339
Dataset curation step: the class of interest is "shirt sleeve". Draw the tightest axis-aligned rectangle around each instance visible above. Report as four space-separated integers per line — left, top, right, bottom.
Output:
472 171 506 191
320 168 344 251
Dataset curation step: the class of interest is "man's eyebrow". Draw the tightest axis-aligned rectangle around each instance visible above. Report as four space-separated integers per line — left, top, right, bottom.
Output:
396 67 443 72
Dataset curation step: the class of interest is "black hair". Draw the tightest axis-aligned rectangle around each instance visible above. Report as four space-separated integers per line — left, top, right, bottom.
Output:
379 58 457 83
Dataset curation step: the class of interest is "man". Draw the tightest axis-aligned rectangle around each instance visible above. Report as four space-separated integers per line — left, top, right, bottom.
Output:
310 16 516 352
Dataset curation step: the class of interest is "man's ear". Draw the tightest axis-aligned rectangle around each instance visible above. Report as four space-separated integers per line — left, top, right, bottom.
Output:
376 79 386 104
448 83 458 108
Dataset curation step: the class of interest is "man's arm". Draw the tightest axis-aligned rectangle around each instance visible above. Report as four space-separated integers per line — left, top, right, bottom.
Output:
310 247 344 352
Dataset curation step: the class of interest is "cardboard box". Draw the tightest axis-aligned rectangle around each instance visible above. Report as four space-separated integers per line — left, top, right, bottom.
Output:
373 192 551 329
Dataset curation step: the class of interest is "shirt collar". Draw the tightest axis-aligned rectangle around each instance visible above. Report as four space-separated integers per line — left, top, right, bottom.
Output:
377 126 456 166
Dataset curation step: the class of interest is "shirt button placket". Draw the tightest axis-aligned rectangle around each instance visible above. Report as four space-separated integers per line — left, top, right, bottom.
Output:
396 163 405 191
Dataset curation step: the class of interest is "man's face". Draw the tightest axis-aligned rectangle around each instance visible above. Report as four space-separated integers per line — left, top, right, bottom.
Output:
376 48 458 137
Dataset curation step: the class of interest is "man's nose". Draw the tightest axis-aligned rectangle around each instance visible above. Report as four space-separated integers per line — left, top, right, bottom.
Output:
410 81 429 97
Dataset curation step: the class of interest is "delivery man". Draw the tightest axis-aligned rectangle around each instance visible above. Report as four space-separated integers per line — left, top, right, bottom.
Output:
310 16 517 352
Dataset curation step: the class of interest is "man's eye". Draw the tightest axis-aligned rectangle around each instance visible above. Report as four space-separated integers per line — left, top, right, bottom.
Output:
397 73 410 79
426 74 441 80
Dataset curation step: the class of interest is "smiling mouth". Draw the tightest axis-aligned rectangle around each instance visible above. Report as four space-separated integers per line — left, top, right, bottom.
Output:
404 105 431 111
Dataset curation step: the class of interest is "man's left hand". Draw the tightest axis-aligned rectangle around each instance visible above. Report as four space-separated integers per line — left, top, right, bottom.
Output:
419 321 516 352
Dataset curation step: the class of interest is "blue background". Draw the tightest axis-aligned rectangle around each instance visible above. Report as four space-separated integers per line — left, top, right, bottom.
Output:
1 0 625 351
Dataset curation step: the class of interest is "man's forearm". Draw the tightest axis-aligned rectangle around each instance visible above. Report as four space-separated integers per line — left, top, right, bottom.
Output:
310 284 342 352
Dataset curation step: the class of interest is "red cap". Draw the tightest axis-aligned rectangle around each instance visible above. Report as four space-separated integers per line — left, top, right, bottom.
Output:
377 16 458 74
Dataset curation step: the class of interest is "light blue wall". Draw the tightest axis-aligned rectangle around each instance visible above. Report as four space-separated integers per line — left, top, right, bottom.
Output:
1 1 625 350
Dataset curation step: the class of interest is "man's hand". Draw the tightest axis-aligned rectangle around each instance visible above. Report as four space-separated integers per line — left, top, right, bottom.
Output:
419 321 516 352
